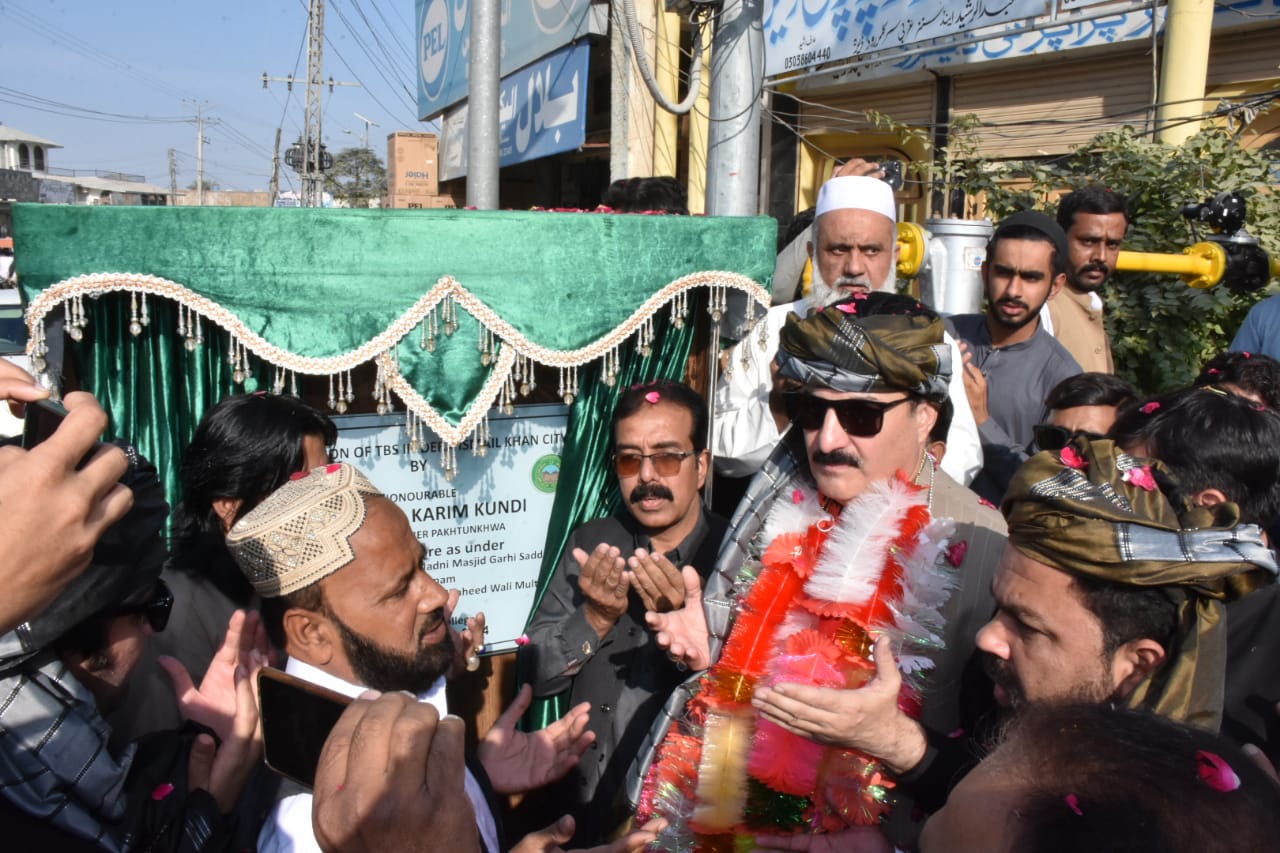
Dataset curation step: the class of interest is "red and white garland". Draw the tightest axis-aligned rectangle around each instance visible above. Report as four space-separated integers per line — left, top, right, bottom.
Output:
638 473 957 850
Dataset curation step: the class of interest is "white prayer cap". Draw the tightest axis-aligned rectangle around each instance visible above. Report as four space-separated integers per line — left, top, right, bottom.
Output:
814 175 897 224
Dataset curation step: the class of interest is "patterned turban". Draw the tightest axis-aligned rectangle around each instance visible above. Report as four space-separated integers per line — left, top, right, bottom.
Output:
227 462 384 597
776 291 950 403
1003 437 1277 729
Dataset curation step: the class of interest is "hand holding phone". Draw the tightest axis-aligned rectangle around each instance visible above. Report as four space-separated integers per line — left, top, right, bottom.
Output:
0 388 132 633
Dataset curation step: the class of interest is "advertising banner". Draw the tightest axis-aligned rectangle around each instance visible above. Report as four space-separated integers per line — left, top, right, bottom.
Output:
417 0 591 119
764 0 1049 77
438 41 589 181
333 404 569 653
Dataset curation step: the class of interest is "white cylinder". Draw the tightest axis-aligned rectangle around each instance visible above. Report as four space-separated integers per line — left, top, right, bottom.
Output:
919 217 993 317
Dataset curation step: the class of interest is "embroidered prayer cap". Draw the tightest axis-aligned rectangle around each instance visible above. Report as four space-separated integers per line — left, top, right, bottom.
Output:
992 210 1069 267
1003 437 1277 729
227 462 384 597
775 291 951 403
814 175 897 224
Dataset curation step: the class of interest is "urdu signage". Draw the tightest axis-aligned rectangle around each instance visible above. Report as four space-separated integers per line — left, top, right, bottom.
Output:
417 0 591 119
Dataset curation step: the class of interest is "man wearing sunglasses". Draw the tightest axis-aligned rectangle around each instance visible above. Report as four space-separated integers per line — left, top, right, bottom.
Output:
522 380 729 845
632 293 1007 847
0 447 267 850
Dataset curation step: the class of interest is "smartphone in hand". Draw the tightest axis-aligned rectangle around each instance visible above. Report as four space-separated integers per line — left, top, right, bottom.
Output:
21 398 69 449
258 667 353 788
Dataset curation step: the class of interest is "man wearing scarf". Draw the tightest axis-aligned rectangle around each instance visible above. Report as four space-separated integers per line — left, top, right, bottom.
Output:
884 436 1278 816
628 292 1007 846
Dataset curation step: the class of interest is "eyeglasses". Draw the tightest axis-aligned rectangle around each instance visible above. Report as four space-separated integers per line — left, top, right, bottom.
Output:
613 450 696 477
126 579 174 633
783 394 912 437
1032 424 1106 452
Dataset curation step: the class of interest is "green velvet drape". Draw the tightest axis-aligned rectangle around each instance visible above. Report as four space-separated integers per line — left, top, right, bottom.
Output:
518 298 700 728
75 297 271 514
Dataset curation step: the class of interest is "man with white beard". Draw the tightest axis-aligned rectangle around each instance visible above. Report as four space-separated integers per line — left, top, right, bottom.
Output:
713 165 982 485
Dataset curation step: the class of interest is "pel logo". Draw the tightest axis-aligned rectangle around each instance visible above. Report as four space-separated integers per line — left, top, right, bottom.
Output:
419 0 450 100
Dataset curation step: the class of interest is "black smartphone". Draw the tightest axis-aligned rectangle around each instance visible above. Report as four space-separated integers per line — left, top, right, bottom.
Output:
21 398 68 449
258 667 353 789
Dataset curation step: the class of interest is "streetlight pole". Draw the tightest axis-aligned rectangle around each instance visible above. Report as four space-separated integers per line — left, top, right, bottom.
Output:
354 112 379 150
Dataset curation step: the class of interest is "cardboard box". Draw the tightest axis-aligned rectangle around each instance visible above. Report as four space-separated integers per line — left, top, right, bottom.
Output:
384 193 458 210
387 132 439 198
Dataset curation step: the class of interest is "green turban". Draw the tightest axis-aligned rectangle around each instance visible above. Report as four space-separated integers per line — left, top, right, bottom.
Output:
776 292 950 403
1003 437 1277 729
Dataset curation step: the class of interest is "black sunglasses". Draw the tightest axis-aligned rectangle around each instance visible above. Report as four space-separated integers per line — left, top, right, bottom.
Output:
1033 424 1106 452
613 450 696 477
126 579 174 633
783 394 912 437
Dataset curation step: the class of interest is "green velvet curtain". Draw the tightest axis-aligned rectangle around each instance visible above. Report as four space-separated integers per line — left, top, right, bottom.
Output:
75 297 271 515
517 297 701 729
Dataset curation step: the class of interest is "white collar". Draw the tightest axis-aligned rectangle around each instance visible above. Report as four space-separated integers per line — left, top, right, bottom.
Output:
283 656 449 716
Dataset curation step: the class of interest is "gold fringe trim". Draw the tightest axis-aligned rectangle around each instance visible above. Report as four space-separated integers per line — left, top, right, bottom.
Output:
24 270 771 449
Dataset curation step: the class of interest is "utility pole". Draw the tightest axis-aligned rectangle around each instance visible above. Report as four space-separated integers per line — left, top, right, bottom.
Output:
196 103 206 205
262 0 358 207
354 112 378 149
269 128 282 206
705 0 763 215
168 148 178 201
303 0 324 207
467 0 500 209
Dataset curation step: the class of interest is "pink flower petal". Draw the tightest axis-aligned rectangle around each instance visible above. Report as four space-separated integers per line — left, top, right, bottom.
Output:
644 391 661 404
1123 466 1157 492
791 488 805 504
152 783 175 801
836 302 858 314
1060 446 1087 470
1195 750 1241 792
946 541 969 567
325 463 341 474
947 728 965 739
1064 793 1083 816
1243 352 1252 359
289 470 310 481
515 634 530 647
1207 368 1221 376
1140 401 1161 414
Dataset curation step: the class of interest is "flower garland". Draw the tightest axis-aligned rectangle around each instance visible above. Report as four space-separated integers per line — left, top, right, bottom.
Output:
638 474 957 850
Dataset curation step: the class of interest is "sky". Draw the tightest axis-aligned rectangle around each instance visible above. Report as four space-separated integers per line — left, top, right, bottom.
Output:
1 0 431 192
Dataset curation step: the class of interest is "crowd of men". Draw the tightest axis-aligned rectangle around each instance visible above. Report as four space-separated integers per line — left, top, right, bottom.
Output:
3 168 1280 851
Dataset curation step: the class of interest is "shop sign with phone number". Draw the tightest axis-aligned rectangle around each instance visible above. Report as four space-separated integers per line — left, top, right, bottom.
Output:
332 404 567 653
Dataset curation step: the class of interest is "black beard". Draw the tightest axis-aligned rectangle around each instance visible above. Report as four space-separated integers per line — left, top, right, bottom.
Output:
330 607 454 694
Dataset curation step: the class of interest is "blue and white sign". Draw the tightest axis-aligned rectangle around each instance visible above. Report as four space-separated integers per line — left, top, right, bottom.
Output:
764 0 1049 77
438 41 590 181
332 404 569 653
417 0 591 119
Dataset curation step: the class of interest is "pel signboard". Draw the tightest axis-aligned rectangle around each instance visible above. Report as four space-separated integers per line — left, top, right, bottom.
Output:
418 0 591 119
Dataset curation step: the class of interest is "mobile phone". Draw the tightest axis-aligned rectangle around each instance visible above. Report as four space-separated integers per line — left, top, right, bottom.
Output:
22 398 69 449
258 667 353 788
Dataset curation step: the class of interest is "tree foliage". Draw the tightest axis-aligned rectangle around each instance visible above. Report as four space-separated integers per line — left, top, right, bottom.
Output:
944 124 1280 394
323 147 387 208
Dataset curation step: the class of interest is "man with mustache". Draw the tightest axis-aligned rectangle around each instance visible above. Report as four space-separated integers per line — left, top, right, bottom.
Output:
230 464 622 853
1044 186 1129 373
712 163 982 488
633 293 1007 848
948 211 1082 504
522 381 729 845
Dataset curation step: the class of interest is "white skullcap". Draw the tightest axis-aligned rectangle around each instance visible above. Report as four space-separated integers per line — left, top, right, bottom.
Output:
814 175 897 223
227 463 384 597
